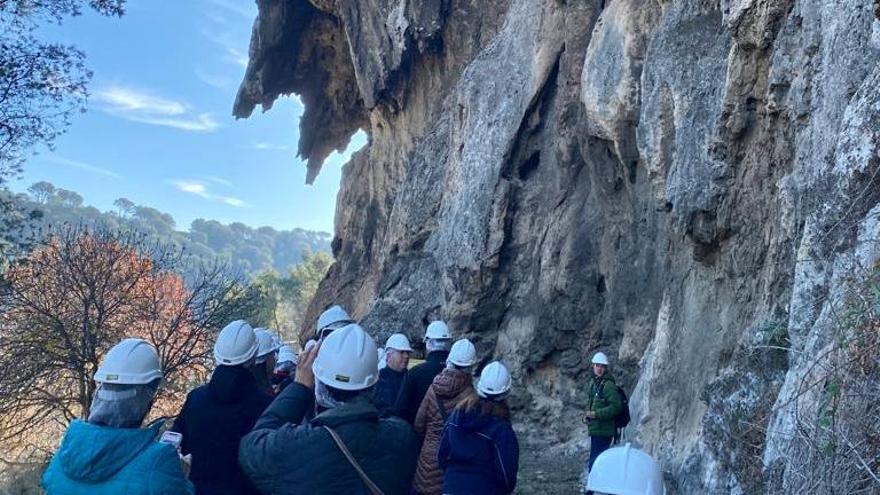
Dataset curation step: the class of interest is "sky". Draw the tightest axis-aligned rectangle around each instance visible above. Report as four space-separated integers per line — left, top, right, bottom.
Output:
11 0 366 233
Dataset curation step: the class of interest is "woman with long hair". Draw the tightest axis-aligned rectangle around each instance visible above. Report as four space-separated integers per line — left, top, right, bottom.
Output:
438 361 519 495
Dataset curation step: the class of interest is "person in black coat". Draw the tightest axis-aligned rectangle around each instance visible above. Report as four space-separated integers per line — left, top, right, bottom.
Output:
172 320 271 495
239 324 419 495
373 333 413 411
394 321 453 424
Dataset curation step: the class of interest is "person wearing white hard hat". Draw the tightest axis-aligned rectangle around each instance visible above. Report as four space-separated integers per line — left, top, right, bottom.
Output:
373 333 413 410
239 324 419 494
272 344 298 392
315 304 355 339
172 320 270 495
585 443 665 495
394 320 454 423
438 361 519 495
251 328 282 396
583 351 623 489
42 338 194 495
412 338 478 495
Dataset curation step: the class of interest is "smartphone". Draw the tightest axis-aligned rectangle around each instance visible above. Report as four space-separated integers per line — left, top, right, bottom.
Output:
159 431 183 450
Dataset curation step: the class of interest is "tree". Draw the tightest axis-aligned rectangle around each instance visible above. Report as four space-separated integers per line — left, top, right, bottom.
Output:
0 225 260 456
247 251 333 343
0 190 41 265
26 181 55 204
133 205 175 234
0 1 125 172
0 2 125 269
113 197 135 217
55 188 83 208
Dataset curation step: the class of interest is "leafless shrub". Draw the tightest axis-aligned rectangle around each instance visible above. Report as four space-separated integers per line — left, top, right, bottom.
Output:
0 224 260 459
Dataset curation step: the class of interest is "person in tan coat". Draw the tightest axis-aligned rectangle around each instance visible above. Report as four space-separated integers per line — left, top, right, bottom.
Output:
412 339 478 495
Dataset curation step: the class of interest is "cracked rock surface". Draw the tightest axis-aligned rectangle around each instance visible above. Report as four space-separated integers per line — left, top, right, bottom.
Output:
237 0 880 492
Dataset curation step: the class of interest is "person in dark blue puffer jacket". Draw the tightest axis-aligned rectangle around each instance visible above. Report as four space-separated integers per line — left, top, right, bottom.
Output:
438 362 519 495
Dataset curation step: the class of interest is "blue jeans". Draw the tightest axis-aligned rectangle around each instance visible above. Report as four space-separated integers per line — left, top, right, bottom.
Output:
587 435 613 472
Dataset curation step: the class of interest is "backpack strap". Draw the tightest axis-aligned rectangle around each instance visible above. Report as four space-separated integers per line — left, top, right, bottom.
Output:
323 426 386 495
476 431 512 492
433 393 448 421
588 378 604 410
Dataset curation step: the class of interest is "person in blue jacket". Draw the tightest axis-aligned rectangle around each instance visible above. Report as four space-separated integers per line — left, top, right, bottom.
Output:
42 338 193 495
438 361 519 495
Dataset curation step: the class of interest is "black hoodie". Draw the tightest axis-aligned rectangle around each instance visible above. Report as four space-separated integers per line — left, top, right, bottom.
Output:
172 365 272 495
394 350 450 424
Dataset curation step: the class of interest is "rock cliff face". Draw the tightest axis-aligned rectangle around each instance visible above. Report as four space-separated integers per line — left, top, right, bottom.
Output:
236 0 880 492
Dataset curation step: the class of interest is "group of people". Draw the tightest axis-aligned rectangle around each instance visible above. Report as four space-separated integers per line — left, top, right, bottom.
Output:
41 306 523 495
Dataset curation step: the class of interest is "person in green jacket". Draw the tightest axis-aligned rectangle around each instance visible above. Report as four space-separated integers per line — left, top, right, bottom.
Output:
42 338 193 495
583 352 622 479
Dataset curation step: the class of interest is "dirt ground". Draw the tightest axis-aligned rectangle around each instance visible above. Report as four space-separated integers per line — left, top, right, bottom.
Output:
515 447 585 494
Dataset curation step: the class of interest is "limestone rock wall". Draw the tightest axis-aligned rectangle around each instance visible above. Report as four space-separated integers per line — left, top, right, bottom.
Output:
237 0 880 492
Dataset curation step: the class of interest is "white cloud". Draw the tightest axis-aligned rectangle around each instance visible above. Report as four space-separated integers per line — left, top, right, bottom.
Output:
126 113 219 132
172 179 249 208
94 85 220 132
44 155 121 179
195 67 234 89
96 86 186 115
174 180 210 197
204 176 233 187
199 25 250 70
206 0 256 19
253 142 290 151
225 46 249 68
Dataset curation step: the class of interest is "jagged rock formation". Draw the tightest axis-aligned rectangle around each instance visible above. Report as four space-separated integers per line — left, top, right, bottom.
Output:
236 0 880 492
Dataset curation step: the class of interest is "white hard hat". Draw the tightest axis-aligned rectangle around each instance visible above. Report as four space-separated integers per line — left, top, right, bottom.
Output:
384 333 413 352
586 443 665 495
477 361 511 398
93 338 163 385
277 345 297 364
253 328 282 362
447 338 477 367
312 324 379 391
424 320 451 341
214 320 257 366
592 352 610 366
316 305 354 336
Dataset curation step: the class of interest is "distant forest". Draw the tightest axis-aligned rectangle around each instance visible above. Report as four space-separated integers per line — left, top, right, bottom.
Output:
7 181 332 276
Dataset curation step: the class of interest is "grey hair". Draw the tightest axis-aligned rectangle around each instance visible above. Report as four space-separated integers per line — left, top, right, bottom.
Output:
445 362 475 375
426 338 452 353
314 381 373 410
88 379 160 428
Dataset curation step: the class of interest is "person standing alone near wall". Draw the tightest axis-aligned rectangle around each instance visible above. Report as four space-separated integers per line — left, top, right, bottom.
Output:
583 351 622 493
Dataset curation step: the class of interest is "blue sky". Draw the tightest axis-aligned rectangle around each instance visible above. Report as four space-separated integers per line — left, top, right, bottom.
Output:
11 0 365 233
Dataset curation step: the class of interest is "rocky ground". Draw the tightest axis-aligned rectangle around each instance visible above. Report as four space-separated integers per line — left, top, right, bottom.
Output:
516 446 584 494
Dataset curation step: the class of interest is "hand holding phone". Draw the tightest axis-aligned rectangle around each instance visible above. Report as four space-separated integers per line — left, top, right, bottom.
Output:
159 431 183 451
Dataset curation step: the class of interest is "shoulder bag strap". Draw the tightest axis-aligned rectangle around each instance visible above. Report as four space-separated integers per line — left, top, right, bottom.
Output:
322 425 386 495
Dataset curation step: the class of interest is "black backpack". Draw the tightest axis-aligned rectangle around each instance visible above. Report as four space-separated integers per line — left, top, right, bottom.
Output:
596 380 631 443
614 384 631 430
